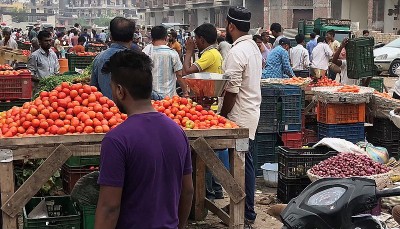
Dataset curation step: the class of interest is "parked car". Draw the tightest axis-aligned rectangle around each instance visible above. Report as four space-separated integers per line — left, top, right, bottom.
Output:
374 38 400 76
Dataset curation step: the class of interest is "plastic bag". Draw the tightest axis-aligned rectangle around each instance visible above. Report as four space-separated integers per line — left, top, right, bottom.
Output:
356 142 389 164
313 138 365 154
71 171 99 206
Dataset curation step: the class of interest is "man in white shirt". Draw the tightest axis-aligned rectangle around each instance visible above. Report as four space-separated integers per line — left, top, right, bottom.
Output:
271 23 284 48
332 38 358 85
0 28 18 50
311 37 333 79
220 6 262 226
290 34 310 71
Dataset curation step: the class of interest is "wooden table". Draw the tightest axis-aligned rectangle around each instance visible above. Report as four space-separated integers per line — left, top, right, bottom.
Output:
0 128 249 229
0 47 28 64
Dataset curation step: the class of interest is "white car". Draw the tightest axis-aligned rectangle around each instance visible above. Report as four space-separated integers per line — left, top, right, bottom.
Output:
374 38 400 76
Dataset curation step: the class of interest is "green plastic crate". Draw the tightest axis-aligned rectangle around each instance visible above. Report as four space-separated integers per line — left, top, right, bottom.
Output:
66 156 100 168
23 196 81 229
80 205 95 229
346 37 375 79
67 54 96 72
0 99 30 112
369 77 384 92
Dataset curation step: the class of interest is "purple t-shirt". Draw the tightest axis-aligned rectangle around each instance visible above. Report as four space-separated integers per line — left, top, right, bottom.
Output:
98 112 192 229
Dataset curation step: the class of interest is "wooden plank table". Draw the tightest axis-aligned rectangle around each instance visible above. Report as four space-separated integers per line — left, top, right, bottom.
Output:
0 48 29 64
0 128 249 229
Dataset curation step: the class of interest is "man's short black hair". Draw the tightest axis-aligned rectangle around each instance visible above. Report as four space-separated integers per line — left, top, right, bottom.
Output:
270 23 282 33
363 30 369 35
103 50 153 100
84 28 87 32
310 32 316 39
313 28 320 36
295 34 305 44
327 29 335 37
78 36 86 43
317 36 325 43
217 36 225 43
73 30 78 35
253 35 262 42
261 31 268 37
109 17 136 42
194 23 217 44
74 23 79 28
151 26 167 41
169 30 178 38
37 31 52 41
227 6 251 33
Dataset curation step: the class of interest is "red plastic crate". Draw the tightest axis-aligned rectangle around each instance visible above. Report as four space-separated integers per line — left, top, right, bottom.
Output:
0 73 32 100
282 132 303 148
61 165 98 194
317 102 365 124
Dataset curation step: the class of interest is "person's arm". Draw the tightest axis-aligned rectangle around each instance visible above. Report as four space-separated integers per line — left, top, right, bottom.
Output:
90 58 100 89
177 43 183 58
282 50 295 78
173 53 189 96
332 38 348 67
178 174 194 229
54 53 60 74
303 50 310 69
27 54 37 77
325 44 334 59
220 52 243 117
95 186 122 229
182 37 199 75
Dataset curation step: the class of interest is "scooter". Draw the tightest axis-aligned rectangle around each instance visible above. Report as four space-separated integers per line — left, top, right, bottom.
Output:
280 177 400 229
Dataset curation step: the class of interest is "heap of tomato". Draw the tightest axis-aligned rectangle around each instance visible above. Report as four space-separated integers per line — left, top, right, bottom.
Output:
0 82 127 137
152 96 238 129
309 76 341 87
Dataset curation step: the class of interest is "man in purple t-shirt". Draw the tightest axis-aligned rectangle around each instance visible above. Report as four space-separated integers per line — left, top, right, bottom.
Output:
95 50 194 229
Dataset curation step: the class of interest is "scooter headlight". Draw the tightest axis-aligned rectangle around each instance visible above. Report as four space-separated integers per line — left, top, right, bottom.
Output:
307 187 346 206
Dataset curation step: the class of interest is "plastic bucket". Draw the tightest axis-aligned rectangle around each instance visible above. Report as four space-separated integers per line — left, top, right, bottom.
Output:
261 163 278 187
59 58 69 74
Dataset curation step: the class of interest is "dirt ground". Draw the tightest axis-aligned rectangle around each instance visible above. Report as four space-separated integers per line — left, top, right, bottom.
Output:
187 178 283 229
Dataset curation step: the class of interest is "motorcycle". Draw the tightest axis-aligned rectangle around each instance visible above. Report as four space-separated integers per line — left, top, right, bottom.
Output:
280 177 400 229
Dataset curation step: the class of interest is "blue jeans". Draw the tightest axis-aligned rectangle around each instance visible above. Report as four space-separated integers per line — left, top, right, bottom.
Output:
245 139 257 221
206 149 229 200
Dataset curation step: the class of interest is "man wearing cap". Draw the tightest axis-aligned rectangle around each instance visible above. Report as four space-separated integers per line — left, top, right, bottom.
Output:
220 6 262 226
263 37 295 78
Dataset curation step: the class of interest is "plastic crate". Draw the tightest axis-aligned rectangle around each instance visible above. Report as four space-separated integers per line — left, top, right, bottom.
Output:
368 118 400 141
0 99 30 112
258 85 281 133
281 132 303 148
254 133 279 176
0 74 32 100
318 122 365 144
277 146 337 179
303 129 319 145
280 85 302 132
346 37 375 79
317 102 366 124
65 156 100 168
277 176 311 204
67 54 96 72
23 196 81 229
79 204 96 229
360 77 384 92
18 41 31 50
61 165 97 194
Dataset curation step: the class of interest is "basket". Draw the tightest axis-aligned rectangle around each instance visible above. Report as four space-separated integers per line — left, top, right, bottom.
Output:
307 169 392 190
371 94 400 118
312 86 374 104
277 175 311 204
0 99 30 112
346 37 375 79
18 41 31 50
361 77 384 92
317 122 365 144
281 132 303 148
67 54 96 72
317 102 366 124
254 133 279 176
0 73 32 100
23 196 81 229
278 146 337 179
61 165 97 194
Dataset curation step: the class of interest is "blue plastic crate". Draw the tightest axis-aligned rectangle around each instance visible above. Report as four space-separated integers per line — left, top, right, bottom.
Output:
258 94 280 133
278 85 302 96
253 133 279 176
318 123 365 143
280 94 302 132
261 84 282 96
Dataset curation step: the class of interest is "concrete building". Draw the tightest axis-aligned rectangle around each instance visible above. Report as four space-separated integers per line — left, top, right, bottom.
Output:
136 0 263 30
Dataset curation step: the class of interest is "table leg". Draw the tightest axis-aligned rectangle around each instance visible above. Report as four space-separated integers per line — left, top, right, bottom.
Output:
229 149 245 229
0 161 17 229
191 150 207 220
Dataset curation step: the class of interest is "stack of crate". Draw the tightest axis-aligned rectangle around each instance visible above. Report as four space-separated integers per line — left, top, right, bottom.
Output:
316 102 366 143
61 156 100 194
254 84 303 176
367 118 400 159
277 146 337 203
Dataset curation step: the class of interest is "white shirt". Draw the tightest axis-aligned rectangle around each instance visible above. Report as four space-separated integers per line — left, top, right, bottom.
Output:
290 44 310 71
218 41 231 60
311 42 333 70
223 35 262 140
273 35 284 48
0 37 18 49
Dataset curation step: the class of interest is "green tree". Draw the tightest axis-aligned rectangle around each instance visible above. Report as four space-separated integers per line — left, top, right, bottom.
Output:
11 8 28 23
93 17 111 27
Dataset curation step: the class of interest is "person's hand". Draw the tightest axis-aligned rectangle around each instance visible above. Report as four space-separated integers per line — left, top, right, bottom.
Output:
185 37 195 53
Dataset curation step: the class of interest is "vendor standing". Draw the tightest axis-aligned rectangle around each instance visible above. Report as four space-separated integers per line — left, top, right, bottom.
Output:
332 38 358 85
0 28 18 50
263 38 295 78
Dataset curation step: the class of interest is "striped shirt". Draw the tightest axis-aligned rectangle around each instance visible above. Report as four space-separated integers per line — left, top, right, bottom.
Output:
143 44 183 98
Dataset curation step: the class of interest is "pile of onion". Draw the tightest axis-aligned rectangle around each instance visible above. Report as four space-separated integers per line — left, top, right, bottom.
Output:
310 153 390 178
